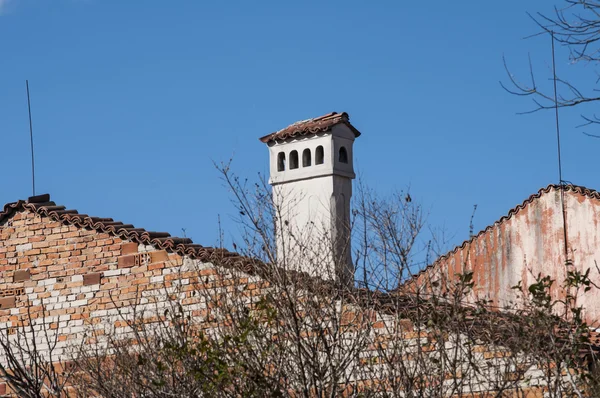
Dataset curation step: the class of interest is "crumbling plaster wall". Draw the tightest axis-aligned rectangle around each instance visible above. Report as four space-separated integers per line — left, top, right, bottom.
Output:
418 188 600 323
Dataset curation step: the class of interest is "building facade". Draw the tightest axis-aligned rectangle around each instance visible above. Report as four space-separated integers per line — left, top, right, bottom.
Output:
0 112 597 396
412 184 600 324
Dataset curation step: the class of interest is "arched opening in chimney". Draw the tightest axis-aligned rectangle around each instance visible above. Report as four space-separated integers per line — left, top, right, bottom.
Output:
302 148 311 167
277 152 286 171
339 146 348 164
290 150 299 169
315 146 324 165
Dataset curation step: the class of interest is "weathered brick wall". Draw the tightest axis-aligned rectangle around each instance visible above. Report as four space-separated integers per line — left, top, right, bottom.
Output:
0 210 206 351
0 209 577 397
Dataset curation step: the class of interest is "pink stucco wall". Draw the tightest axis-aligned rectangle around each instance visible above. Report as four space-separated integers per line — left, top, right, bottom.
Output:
414 185 600 324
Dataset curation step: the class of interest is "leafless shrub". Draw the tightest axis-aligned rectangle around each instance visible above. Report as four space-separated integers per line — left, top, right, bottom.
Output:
0 301 74 397
0 163 598 397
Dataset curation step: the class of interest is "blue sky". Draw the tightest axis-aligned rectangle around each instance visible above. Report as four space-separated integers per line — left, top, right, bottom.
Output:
1 0 598 264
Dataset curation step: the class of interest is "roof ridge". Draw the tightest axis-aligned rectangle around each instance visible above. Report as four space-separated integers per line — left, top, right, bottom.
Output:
0 194 255 270
3 193 600 357
259 111 359 143
407 184 600 283
0 194 333 284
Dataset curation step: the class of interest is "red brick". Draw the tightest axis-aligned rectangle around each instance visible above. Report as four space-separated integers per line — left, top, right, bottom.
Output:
150 251 169 263
121 242 138 255
83 272 102 286
13 269 30 282
0 297 16 309
118 255 136 268
149 262 165 271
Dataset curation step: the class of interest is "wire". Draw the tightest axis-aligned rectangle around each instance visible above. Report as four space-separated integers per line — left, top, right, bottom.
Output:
26 80 36 196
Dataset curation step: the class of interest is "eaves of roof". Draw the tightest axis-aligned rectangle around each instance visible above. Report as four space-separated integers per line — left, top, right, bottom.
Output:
3 190 600 358
259 112 361 144
0 194 259 274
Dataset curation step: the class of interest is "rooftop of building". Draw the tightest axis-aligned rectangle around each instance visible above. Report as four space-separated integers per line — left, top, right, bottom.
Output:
259 112 361 143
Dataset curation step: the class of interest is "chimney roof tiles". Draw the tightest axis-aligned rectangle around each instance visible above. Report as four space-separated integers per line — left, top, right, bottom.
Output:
259 112 361 143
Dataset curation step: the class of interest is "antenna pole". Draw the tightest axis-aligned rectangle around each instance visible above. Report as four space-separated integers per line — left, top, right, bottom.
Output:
26 80 36 196
551 33 563 186
551 33 570 271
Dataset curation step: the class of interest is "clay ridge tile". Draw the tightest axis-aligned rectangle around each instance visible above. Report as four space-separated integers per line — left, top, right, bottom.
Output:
259 112 361 143
0 195 249 271
3 184 600 286
405 184 600 284
0 195 291 283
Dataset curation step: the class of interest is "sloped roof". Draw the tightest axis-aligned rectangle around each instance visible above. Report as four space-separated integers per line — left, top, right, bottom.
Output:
5 185 600 287
2 191 599 359
259 112 361 143
5 185 600 288
409 184 600 283
0 193 258 273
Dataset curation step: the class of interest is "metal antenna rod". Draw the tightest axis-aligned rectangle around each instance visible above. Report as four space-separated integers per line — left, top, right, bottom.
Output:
551 33 564 186
550 33 570 267
26 80 36 196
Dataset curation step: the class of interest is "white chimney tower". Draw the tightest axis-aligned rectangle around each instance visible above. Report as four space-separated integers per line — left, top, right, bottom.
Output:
259 112 360 283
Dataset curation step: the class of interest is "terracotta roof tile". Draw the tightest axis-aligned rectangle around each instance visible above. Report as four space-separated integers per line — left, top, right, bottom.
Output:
259 112 361 143
0 194 255 273
6 186 600 289
0 195 351 287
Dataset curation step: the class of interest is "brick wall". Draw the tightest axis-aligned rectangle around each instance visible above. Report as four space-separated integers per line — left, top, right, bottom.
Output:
0 209 578 396
0 210 195 352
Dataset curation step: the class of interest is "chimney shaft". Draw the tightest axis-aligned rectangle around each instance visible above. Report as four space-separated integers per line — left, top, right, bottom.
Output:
260 112 360 283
